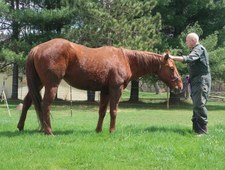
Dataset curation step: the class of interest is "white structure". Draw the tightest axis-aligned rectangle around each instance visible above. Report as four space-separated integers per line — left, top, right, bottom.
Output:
0 73 12 98
0 73 97 101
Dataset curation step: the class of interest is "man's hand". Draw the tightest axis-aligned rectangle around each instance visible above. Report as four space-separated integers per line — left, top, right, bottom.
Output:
163 53 183 62
164 53 173 59
168 54 174 59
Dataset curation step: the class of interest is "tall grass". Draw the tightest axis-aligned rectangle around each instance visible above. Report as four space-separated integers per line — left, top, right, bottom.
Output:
0 100 225 170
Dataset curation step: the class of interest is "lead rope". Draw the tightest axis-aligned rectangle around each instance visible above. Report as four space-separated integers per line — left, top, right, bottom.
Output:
70 86 73 117
167 86 170 109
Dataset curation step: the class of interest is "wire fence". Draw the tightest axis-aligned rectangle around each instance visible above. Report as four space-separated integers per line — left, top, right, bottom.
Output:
17 80 101 101
1 73 225 102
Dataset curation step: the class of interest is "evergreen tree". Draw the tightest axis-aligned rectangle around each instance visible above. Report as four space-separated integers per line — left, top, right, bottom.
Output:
0 0 74 99
66 0 162 102
154 0 225 103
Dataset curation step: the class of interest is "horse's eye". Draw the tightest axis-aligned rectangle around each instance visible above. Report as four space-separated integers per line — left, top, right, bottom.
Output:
170 67 174 71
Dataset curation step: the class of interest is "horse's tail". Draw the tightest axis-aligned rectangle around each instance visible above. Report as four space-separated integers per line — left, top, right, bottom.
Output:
26 48 43 126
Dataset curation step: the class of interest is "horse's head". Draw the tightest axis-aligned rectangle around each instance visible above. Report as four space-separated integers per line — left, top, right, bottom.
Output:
157 53 183 94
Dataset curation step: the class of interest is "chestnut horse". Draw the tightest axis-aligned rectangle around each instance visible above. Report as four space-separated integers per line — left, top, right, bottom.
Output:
17 38 183 135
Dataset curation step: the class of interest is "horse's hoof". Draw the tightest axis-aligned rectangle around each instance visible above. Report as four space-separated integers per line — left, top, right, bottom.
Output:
18 128 24 131
43 128 54 135
17 125 24 131
95 128 102 133
109 128 116 133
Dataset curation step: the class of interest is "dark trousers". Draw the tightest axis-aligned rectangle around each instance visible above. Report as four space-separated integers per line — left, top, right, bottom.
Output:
190 74 211 126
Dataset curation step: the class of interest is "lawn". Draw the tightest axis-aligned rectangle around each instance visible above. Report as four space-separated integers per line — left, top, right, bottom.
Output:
0 98 225 170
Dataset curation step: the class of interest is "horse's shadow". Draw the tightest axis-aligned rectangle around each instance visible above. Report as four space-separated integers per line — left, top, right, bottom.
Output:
0 129 75 137
0 130 38 137
0 129 96 137
0 126 192 137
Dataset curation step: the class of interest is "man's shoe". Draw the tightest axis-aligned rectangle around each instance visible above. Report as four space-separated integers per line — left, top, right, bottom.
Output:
197 124 208 135
193 121 207 135
192 121 198 133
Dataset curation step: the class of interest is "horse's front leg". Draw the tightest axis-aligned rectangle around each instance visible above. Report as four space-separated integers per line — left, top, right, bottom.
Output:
96 91 110 133
42 86 58 135
17 92 32 131
109 86 123 133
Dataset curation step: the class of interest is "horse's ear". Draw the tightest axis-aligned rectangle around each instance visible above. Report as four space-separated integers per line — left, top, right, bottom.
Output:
164 50 169 61
164 53 169 60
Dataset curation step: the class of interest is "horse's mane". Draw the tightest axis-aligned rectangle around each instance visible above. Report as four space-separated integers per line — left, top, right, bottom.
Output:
123 48 162 62
122 48 163 74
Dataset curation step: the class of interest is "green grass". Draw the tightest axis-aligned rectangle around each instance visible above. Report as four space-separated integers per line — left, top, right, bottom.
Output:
1 100 225 170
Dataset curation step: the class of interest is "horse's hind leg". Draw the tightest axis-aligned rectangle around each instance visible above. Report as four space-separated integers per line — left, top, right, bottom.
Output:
109 86 123 133
96 91 110 133
17 92 32 131
42 86 58 135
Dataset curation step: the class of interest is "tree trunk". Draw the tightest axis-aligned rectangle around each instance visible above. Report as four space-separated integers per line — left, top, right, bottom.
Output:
129 79 139 102
11 63 18 99
10 0 20 99
87 90 95 102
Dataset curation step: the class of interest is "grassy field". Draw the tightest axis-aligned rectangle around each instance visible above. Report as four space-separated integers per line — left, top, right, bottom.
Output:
0 98 225 170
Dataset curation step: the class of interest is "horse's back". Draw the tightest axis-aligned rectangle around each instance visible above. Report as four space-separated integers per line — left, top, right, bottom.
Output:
64 45 131 90
28 38 131 91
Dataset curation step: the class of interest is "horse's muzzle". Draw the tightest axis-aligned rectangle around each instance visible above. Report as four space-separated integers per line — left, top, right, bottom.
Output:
171 87 183 94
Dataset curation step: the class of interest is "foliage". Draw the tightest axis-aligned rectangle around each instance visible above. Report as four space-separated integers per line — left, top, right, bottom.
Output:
1 0 225 98
0 1 9 17
0 40 26 72
66 0 162 51
154 0 225 81
155 0 225 40
209 48 225 82
0 0 75 98
0 0 74 65
140 75 160 88
65 0 114 46
0 48 23 64
109 0 162 51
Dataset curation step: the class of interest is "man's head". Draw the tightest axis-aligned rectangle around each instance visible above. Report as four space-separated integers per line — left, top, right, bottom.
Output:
186 32 199 49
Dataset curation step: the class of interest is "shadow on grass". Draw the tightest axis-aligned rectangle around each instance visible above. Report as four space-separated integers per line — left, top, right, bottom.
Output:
0 126 192 137
0 129 96 137
144 126 193 136
0 129 39 137
53 129 95 136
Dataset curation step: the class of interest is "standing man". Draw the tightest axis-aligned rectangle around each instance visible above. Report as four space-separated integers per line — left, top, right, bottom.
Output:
169 32 211 135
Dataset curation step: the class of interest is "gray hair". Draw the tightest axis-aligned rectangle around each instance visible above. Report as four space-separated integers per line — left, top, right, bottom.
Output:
187 32 199 42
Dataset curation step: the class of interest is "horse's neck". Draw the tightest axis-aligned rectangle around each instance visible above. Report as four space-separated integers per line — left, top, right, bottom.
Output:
123 49 162 78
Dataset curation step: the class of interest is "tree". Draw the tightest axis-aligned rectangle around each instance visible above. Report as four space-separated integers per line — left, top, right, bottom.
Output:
0 0 74 99
153 0 225 104
108 0 162 102
3 0 20 99
1 0 225 102
66 0 162 102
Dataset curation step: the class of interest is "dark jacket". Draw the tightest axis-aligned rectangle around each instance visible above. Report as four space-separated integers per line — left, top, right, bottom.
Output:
182 44 210 80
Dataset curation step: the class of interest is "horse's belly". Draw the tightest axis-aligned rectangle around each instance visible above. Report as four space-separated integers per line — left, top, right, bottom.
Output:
64 78 105 91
